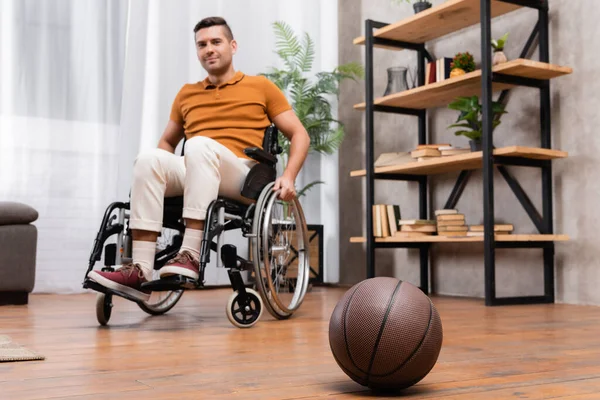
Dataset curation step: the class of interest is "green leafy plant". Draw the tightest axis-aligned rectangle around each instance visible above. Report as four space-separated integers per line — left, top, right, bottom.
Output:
491 32 509 52
448 96 507 141
450 52 476 73
261 21 363 198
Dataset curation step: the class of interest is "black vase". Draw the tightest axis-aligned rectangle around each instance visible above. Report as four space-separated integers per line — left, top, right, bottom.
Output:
413 1 432 13
469 140 482 151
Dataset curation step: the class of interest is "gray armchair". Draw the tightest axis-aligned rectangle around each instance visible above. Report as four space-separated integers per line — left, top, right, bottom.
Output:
0 202 38 305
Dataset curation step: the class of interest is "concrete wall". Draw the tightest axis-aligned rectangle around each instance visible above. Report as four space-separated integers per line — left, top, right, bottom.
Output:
338 0 600 305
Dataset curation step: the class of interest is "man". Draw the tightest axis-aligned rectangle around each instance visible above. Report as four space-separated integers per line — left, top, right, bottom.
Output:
86 17 310 302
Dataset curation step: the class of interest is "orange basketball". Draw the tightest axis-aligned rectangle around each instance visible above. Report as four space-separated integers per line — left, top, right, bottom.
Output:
328 277 443 390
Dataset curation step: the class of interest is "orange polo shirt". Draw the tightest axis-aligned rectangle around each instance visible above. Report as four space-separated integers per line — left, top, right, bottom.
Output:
169 71 292 159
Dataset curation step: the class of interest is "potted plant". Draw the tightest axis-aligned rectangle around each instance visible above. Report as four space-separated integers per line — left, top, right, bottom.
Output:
261 21 363 199
392 0 433 14
492 32 509 65
447 96 508 150
450 52 476 78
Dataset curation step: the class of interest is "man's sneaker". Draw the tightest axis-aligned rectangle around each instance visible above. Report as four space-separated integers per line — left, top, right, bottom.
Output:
159 251 200 280
87 263 151 302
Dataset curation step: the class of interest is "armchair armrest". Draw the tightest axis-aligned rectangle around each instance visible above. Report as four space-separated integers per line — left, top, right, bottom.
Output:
244 147 277 166
0 202 39 226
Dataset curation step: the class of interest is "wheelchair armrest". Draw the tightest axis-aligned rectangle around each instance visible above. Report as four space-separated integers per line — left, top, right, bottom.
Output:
244 147 277 166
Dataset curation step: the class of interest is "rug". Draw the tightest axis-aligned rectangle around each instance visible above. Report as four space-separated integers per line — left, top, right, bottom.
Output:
0 335 45 362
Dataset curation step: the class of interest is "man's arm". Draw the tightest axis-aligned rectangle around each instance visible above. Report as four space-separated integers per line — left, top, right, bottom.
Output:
272 109 310 201
158 120 185 153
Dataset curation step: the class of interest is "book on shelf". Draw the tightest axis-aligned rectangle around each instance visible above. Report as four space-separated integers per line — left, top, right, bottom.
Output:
438 225 468 232
438 219 467 227
401 224 437 233
438 230 469 237
416 143 450 150
425 57 453 85
437 213 465 222
398 219 436 225
434 209 458 216
440 147 471 156
437 57 453 83
469 224 514 232
465 224 514 236
372 204 402 237
425 61 436 85
411 148 441 158
396 218 436 237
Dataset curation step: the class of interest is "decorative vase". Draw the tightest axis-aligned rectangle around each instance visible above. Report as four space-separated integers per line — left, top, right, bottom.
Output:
413 1 432 13
383 66 409 96
469 139 482 151
450 68 466 78
493 50 507 66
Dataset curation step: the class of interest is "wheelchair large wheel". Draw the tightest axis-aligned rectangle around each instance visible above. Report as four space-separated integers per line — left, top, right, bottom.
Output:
251 183 311 320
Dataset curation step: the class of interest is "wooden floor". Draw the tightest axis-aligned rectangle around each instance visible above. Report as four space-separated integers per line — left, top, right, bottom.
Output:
2 287 600 399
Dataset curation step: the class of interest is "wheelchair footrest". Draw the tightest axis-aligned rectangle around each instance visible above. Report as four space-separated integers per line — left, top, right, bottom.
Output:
141 275 198 291
83 279 109 294
83 279 144 304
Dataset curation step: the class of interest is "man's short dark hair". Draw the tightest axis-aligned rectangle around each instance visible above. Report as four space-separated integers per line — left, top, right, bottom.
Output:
193 17 234 41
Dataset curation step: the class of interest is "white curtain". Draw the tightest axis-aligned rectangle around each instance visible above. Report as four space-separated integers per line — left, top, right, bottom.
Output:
0 0 128 293
0 0 339 293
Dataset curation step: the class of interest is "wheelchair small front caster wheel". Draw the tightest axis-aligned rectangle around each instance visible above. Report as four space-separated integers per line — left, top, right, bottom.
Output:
96 293 113 326
226 288 263 328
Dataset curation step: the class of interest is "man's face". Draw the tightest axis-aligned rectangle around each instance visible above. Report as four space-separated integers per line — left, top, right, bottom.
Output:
195 26 237 75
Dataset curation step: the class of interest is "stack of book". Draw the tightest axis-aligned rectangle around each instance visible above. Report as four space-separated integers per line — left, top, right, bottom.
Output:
435 209 468 236
396 219 437 238
410 143 449 162
467 224 514 237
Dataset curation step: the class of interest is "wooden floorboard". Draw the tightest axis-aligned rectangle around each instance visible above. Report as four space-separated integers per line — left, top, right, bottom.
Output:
1 287 600 399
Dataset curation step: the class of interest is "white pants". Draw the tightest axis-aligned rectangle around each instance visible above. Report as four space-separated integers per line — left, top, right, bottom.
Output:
129 136 256 232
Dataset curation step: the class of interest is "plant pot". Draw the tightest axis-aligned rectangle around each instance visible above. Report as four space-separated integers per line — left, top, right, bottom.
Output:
413 1 432 13
450 68 466 78
469 140 482 151
493 50 507 66
469 140 497 151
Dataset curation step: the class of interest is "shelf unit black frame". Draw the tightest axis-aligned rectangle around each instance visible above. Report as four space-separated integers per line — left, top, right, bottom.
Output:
362 0 556 306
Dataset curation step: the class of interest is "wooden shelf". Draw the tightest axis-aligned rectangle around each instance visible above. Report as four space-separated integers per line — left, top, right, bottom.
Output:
350 234 570 244
353 0 522 51
350 146 568 177
354 59 572 110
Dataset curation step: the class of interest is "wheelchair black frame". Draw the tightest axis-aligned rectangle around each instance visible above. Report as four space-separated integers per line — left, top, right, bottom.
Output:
83 124 284 306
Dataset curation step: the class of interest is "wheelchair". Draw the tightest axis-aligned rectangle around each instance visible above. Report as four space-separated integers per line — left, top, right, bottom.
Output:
82 125 311 328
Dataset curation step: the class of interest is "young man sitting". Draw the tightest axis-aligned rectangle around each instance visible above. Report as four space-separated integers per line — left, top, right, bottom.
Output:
87 17 310 301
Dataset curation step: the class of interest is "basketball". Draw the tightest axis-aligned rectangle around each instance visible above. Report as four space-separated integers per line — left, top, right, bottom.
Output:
328 277 443 390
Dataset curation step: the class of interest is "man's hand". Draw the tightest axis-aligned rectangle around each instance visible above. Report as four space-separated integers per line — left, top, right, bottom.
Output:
273 174 296 201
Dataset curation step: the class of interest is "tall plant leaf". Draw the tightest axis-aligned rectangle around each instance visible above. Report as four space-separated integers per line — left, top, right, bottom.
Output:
262 21 364 198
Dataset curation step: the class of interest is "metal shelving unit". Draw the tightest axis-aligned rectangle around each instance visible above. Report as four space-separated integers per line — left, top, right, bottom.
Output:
352 0 572 306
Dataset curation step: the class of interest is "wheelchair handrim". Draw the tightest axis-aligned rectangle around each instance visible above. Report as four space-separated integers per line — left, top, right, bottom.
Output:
258 189 310 315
